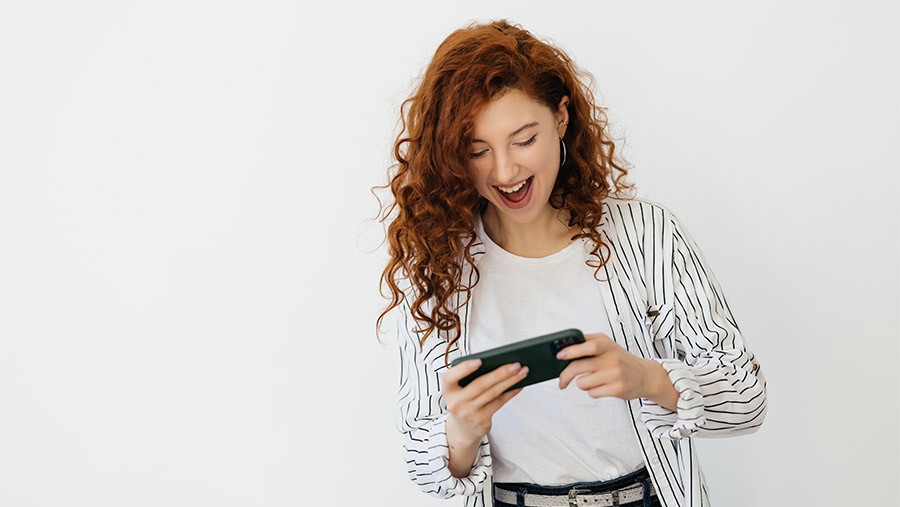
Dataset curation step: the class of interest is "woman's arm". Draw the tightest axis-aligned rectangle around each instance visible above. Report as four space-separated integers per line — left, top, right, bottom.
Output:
395 297 524 497
443 359 526 477
639 211 768 439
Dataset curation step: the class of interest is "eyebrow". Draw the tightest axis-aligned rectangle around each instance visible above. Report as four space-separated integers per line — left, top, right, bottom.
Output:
472 121 539 143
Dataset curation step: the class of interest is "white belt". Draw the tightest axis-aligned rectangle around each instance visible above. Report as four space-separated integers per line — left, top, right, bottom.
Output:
493 482 653 507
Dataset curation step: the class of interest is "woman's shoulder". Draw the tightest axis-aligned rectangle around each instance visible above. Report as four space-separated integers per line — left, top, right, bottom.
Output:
601 195 678 225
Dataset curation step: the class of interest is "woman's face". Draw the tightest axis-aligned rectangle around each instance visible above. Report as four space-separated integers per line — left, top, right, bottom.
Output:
468 88 569 227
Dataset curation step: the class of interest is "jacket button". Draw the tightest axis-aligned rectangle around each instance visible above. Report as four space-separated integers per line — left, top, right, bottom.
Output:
615 315 624 323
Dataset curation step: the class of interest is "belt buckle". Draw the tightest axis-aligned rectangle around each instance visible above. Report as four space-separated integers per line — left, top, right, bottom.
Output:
566 488 590 507
567 488 619 507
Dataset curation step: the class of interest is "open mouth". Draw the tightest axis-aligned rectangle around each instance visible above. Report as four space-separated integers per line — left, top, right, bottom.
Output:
495 176 533 204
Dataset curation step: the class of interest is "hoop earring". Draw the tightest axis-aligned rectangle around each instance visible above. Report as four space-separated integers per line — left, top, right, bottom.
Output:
560 139 567 167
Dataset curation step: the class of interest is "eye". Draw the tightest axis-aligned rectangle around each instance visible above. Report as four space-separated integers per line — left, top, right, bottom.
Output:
469 149 489 159
516 135 537 147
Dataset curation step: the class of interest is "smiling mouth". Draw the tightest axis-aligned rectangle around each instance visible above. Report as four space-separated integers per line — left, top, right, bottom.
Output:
494 176 533 203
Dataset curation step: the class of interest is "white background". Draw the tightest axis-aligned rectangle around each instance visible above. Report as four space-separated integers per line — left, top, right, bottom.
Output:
0 1 897 506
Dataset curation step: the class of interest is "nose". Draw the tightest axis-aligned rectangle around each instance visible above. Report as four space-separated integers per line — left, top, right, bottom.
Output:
491 148 520 185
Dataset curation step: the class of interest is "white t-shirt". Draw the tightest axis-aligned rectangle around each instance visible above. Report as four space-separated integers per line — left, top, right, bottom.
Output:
469 217 645 485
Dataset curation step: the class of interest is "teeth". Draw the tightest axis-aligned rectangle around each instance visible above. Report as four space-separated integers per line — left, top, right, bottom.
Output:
497 179 528 193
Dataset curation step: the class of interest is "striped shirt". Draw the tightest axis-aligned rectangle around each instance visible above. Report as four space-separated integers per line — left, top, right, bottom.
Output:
395 197 768 507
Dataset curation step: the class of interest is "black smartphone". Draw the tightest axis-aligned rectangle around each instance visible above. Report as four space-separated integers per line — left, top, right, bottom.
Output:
449 329 585 392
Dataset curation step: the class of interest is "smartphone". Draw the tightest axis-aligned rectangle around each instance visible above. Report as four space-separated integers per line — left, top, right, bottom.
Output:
449 329 585 392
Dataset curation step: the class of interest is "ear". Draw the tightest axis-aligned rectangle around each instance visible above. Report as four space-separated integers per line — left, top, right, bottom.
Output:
555 96 570 138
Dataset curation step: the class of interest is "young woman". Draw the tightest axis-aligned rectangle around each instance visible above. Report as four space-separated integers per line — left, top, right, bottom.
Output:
377 20 767 507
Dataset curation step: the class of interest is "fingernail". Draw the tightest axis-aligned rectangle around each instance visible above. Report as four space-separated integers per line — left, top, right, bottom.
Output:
467 360 480 369
519 366 529 375
557 351 567 359
507 363 521 373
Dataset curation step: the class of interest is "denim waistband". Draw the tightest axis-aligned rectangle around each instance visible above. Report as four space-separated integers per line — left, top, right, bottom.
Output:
494 466 653 496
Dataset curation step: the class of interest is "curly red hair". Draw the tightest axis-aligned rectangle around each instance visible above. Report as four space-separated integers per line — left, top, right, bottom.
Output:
376 20 633 358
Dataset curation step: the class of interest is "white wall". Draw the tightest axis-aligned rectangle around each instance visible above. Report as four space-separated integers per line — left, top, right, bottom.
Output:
0 1 896 506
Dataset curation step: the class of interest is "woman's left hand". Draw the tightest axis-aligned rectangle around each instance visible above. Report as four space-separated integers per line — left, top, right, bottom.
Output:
557 332 678 410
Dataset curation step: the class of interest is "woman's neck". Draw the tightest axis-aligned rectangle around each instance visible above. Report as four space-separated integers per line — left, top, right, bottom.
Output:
481 204 577 258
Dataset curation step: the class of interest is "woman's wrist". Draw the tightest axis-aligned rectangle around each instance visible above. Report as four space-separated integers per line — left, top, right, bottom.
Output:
643 359 680 412
445 415 483 478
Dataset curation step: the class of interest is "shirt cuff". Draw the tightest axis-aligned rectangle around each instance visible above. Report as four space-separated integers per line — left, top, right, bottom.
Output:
639 359 706 439
412 416 491 497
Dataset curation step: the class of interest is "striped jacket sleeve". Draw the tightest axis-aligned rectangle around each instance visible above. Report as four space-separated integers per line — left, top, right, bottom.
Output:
395 297 492 498
640 209 768 439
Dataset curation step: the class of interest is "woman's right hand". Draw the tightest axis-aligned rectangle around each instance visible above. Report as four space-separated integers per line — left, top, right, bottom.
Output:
442 359 529 477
